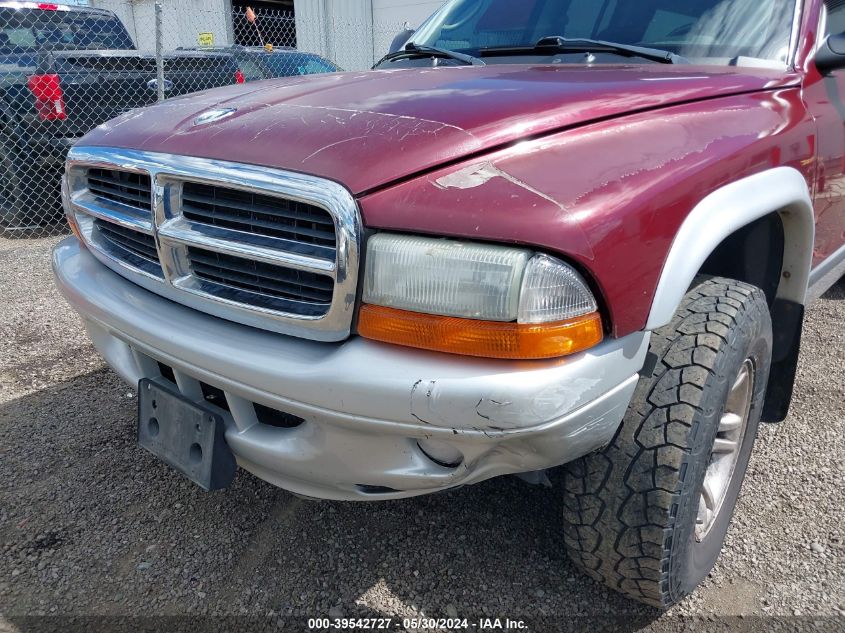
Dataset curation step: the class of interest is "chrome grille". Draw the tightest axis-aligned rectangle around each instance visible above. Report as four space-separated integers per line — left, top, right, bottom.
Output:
94 219 163 277
87 168 152 213
181 181 337 252
64 147 362 342
187 246 333 316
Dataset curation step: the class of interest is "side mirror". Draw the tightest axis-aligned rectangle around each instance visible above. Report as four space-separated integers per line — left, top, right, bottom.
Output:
816 33 845 74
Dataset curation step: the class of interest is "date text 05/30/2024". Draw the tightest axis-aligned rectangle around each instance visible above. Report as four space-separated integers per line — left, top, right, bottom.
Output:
308 617 529 630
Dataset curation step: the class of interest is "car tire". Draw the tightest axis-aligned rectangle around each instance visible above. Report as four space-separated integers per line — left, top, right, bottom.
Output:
562 276 772 608
0 131 28 233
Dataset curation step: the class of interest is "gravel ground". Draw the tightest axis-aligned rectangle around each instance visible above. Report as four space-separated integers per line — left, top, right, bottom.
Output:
1 235 843 632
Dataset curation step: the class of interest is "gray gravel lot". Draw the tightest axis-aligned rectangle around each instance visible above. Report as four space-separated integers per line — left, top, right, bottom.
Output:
1 235 843 632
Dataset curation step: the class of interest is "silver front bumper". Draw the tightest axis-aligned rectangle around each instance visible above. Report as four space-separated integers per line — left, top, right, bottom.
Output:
53 238 649 501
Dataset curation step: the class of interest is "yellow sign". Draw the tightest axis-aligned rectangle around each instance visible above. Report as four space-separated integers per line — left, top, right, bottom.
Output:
198 32 215 47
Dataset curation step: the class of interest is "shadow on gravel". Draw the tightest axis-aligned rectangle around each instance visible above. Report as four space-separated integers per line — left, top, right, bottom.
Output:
0 368 662 631
0 223 69 241
821 277 845 300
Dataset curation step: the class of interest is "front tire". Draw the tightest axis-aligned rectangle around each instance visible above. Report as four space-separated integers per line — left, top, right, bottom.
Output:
562 276 772 608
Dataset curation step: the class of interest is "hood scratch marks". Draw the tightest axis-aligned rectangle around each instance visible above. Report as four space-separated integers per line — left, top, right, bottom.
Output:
301 136 372 164
280 103 468 134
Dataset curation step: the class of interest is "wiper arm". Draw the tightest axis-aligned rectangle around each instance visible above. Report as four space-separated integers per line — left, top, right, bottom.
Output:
482 35 687 65
540 36 686 64
375 42 486 68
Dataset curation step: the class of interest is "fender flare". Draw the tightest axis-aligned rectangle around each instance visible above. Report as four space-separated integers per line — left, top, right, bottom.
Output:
646 167 815 330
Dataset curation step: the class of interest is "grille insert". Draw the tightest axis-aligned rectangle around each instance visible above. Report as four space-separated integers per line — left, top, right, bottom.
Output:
181 182 337 251
68 149 360 341
200 382 230 411
254 403 304 429
157 362 177 385
87 168 152 213
187 247 333 315
94 219 162 276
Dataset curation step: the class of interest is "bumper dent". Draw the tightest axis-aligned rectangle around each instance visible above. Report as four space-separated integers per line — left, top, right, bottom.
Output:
53 238 648 500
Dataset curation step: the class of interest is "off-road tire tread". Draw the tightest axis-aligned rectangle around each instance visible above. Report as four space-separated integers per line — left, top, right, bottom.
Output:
562 276 769 608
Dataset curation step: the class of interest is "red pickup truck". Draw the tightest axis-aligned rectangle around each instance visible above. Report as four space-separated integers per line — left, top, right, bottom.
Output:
53 0 844 608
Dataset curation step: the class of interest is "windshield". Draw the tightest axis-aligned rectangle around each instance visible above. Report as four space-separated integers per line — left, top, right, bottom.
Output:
410 0 797 66
0 9 136 52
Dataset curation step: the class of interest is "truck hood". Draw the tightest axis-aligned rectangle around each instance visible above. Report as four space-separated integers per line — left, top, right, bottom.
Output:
81 64 797 195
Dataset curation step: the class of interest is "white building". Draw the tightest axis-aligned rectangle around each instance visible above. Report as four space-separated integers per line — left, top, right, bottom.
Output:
92 0 447 70
296 0 446 71
371 0 444 26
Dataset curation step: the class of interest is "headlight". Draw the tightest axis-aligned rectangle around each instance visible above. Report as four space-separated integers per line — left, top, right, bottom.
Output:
363 234 530 321
359 234 602 359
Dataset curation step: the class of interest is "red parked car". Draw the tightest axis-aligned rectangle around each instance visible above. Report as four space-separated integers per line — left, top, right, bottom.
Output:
53 0 844 608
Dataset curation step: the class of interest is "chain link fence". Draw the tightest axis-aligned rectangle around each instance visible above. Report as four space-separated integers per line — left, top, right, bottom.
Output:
233 5 297 49
0 1 407 237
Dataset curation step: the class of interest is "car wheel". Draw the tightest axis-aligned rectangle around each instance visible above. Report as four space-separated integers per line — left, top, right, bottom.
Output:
0 133 29 233
562 276 772 608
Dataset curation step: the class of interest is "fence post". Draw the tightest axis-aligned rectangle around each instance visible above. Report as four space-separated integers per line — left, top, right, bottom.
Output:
155 2 165 102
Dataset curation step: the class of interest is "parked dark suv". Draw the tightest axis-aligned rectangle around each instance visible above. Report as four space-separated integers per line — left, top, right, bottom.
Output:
0 2 241 233
184 46 341 82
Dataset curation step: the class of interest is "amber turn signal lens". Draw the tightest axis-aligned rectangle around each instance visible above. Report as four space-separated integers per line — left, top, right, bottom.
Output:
358 305 603 360
67 213 86 246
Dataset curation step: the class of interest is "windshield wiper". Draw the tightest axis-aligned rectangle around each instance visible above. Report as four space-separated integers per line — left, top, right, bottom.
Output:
482 35 686 65
375 42 486 68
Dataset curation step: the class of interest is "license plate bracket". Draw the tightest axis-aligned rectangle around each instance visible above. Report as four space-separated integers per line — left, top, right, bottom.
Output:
137 378 236 491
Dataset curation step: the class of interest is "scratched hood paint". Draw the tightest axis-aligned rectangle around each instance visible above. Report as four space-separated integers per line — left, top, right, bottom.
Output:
81 64 796 194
